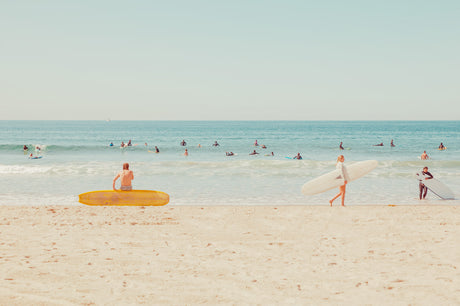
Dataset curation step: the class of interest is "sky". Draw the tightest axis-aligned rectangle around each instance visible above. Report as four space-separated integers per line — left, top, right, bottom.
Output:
1 1 459 120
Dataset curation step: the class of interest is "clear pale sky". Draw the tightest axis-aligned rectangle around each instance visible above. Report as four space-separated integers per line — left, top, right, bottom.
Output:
1 1 459 120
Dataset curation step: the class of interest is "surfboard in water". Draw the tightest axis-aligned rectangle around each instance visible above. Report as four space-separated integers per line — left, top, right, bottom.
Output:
415 173 455 200
79 190 170 206
301 160 378 196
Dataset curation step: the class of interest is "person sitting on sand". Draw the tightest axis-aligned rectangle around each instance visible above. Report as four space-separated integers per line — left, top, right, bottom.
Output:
421 151 429 160
113 163 134 191
293 153 302 160
418 166 433 200
249 150 259 155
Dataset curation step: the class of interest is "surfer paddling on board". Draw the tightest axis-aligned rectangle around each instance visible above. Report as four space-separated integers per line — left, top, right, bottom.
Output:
113 163 134 191
329 155 350 207
418 167 433 200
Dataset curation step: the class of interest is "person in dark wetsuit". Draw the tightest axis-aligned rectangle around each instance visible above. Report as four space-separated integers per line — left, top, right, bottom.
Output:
339 142 344 150
418 166 433 200
293 153 302 160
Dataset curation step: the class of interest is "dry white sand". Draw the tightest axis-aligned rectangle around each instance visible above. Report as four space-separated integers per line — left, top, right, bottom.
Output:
0 205 459 305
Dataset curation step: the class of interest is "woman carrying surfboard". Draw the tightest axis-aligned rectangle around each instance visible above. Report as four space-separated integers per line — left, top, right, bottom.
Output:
418 167 433 200
329 155 350 207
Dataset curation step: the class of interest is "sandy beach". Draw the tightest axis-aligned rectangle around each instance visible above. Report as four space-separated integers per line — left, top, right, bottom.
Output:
0 205 458 305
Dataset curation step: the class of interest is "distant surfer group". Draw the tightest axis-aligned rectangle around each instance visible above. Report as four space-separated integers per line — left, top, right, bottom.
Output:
23 144 43 159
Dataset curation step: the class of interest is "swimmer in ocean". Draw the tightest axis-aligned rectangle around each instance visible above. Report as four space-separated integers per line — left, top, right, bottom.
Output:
181 140 187 146
184 148 189 156
391 139 395 147
293 153 302 160
438 142 446 150
339 142 344 150
254 140 259 146
213 141 220 147
155 146 160 153
420 151 429 160
249 150 259 155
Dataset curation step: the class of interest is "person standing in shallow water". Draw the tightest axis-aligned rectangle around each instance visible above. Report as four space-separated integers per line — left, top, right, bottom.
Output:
329 155 350 207
113 163 134 191
418 167 433 200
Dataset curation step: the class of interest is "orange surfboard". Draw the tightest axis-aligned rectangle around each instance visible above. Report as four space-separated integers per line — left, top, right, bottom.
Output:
78 190 169 206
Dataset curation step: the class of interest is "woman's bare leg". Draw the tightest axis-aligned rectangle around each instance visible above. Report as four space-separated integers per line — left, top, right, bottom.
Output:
340 185 346 206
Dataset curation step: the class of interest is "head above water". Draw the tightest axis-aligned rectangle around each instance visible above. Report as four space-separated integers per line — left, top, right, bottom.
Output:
123 163 130 170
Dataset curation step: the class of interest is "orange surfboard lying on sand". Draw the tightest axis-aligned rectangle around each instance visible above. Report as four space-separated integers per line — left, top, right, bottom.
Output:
78 190 169 206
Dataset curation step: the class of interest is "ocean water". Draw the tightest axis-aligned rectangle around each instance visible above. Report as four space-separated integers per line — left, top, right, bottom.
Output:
1 120 459 206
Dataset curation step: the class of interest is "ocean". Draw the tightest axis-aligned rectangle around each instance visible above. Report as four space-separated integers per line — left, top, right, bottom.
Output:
1 120 459 206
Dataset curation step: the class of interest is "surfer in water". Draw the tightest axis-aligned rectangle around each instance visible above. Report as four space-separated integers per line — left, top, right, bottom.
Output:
391 139 395 147
339 142 344 150
438 142 446 150
113 163 134 191
293 153 303 160
329 155 350 207
418 167 433 200
420 151 429 160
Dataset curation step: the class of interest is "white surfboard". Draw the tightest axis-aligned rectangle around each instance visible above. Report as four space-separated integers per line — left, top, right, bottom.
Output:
415 172 455 200
301 160 378 195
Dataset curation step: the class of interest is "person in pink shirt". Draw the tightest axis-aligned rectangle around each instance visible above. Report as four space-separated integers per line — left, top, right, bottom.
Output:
113 163 134 191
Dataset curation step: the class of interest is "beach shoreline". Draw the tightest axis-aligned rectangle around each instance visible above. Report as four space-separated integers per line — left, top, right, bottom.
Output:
1 205 458 304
